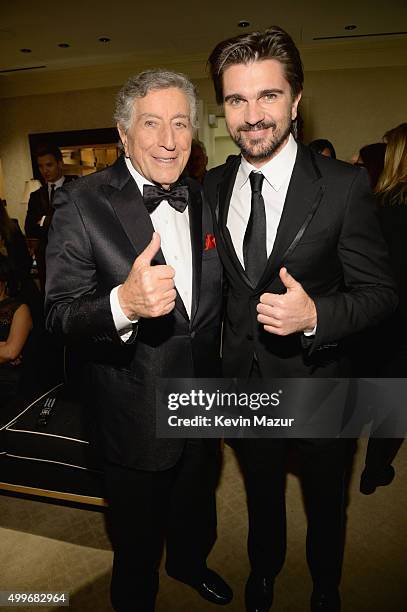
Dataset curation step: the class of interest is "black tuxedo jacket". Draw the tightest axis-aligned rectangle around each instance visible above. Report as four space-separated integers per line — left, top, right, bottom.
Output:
45 157 222 470
204 143 397 378
25 176 75 240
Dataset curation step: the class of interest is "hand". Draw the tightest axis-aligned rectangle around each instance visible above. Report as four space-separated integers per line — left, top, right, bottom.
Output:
256 267 317 335
118 232 176 320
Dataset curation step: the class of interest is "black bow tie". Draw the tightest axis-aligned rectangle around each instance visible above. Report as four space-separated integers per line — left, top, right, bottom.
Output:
143 183 189 213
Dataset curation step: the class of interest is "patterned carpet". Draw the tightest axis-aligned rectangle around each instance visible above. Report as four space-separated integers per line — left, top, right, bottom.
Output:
0 440 406 611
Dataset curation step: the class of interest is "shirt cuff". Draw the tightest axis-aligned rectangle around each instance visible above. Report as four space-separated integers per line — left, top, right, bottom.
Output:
39 215 46 227
110 285 138 342
303 325 317 337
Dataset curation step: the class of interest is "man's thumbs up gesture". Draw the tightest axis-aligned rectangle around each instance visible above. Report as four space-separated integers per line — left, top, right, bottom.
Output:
118 232 176 320
256 267 317 335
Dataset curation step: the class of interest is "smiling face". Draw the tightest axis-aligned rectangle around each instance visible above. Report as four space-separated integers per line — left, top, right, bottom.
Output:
118 87 193 189
223 59 301 167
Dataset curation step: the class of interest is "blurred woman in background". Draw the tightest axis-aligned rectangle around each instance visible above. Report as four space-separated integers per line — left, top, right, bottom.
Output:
0 199 42 324
360 123 407 495
375 122 407 375
0 255 33 402
354 142 386 190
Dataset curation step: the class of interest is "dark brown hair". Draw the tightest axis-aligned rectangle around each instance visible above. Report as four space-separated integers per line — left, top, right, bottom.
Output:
208 26 304 104
35 142 63 162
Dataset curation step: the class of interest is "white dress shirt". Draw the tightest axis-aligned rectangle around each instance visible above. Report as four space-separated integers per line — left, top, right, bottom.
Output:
48 175 66 199
110 157 193 339
227 133 297 266
39 175 67 226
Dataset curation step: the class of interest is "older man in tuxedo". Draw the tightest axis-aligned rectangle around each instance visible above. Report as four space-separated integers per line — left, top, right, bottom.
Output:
45 70 231 612
205 27 397 612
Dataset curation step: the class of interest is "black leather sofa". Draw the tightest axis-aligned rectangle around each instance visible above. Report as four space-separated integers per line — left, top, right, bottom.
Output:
0 383 105 506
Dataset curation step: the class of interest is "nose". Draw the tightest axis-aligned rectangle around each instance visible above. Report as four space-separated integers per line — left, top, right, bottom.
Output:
159 123 176 150
244 100 265 126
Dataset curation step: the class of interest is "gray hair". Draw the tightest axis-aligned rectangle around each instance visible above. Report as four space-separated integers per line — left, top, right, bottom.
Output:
114 69 198 133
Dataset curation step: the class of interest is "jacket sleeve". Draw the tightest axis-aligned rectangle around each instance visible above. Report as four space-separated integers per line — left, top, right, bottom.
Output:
44 187 136 346
24 192 45 239
312 168 398 352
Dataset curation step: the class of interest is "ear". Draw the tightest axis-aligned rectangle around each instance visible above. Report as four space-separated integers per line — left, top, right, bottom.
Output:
291 91 302 121
117 124 128 156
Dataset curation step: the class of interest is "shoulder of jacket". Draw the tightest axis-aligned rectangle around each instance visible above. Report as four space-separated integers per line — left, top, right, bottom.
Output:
206 155 240 181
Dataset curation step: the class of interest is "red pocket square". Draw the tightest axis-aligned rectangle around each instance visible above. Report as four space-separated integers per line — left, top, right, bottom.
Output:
204 233 216 250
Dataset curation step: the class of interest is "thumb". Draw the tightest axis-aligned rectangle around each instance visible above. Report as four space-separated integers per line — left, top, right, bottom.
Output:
279 267 300 290
136 232 161 267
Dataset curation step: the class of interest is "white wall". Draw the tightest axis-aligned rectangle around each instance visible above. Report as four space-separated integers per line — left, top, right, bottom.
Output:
302 65 407 161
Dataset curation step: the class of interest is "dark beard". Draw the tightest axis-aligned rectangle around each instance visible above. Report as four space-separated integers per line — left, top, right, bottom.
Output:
233 121 292 163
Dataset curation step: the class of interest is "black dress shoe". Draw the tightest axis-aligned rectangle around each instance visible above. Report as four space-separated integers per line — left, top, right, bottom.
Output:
311 587 341 612
360 465 395 495
245 573 274 612
167 568 233 605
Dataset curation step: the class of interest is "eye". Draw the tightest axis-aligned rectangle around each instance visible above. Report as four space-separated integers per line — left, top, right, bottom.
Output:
145 120 157 127
262 93 278 102
229 97 244 107
174 121 188 128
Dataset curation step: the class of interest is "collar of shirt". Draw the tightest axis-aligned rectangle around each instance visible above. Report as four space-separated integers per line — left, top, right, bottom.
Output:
125 156 155 192
237 133 298 192
48 176 65 191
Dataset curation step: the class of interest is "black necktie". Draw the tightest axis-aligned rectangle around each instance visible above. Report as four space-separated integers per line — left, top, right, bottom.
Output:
143 183 189 214
243 171 267 285
49 184 56 205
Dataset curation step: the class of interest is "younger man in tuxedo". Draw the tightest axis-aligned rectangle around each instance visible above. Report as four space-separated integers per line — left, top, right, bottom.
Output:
25 143 74 292
205 26 397 612
45 70 231 612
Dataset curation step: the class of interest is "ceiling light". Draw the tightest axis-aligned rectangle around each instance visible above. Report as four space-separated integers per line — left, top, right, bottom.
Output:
344 25 357 30
58 43 70 48
20 48 32 53
98 37 111 43
238 20 250 28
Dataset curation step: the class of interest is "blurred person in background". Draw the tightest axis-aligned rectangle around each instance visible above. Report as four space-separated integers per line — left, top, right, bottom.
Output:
0 199 41 324
185 139 208 183
24 143 75 292
353 142 386 190
309 138 336 159
360 123 407 495
0 255 33 403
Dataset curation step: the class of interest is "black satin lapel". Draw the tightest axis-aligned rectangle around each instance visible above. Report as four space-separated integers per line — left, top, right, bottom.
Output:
218 157 252 288
103 178 166 264
257 146 324 291
188 185 203 324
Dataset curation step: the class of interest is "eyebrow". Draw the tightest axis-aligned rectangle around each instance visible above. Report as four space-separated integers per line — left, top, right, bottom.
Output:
224 88 284 102
224 93 245 103
258 88 284 96
138 112 190 120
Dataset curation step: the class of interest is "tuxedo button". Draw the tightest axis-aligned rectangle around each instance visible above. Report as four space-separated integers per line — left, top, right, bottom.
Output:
190 331 196 338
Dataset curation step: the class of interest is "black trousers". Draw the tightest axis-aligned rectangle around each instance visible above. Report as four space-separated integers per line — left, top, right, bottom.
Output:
104 439 220 612
232 437 347 587
232 359 348 587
